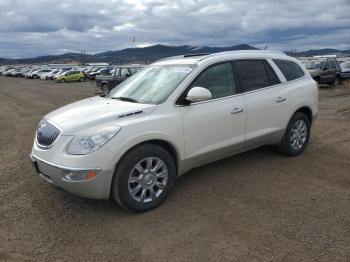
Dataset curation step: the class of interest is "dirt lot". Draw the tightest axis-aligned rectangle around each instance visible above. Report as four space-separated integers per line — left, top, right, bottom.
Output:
0 76 349 261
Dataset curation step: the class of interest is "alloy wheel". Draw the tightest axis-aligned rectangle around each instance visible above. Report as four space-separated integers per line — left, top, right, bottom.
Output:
290 120 307 150
128 157 168 203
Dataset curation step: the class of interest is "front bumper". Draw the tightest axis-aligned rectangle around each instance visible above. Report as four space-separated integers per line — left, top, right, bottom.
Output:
29 153 114 199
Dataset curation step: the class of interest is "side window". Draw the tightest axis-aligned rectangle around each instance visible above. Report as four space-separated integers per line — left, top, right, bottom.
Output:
189 62 236 99
273 59 305 81
235 60 270 92
120 68 130 77
323 61 330 71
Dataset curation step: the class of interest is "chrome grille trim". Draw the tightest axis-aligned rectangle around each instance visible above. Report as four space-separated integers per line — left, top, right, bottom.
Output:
36 120 61 149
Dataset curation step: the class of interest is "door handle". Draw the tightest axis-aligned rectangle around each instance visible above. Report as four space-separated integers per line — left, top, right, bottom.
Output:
276 97 287 103
231 107 244 114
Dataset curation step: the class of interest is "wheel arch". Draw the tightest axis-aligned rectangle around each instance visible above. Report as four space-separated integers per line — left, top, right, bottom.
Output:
295 106 313 124
114 139 180 176
109 139 181 200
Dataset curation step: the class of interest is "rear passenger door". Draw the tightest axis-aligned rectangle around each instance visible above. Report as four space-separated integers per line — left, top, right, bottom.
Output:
321 61 333 83
234 59 293 148
328 60 337 82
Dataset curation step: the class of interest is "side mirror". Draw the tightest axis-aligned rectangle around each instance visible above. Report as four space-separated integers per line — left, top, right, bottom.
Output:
186 87 212 103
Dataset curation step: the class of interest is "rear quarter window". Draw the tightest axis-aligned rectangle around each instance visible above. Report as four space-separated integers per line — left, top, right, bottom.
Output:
273 59 305 81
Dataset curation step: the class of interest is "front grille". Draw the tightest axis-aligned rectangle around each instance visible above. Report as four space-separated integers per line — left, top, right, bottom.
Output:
36 120 60 148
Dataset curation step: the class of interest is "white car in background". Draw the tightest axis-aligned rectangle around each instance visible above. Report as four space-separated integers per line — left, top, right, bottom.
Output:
40 69 57 80
30 50 318 212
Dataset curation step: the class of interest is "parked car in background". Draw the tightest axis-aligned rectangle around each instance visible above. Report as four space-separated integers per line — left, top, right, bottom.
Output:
40 69 57 80
9 68 23 77
95 65 144 94
45 69 61 80
35 69 53 79
52 68 72 80
88 67 110 80
20 68 32 77
26 69 44 79
56 70 85 83
2 68 16 76
30 50 318 212
24 69 36 78
303 58 341 85
340 61 350 80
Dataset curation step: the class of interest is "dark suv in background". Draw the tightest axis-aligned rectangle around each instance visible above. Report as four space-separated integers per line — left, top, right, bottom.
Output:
302 58 341 85
95 65 144 94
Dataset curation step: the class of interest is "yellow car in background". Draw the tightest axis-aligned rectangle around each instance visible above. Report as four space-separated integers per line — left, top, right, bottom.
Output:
56 70 85 83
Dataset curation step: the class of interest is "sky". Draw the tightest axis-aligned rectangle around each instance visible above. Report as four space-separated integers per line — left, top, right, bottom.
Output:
0 0 350 58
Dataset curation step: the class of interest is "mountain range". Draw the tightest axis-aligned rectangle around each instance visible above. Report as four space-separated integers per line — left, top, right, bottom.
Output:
0 44 349 65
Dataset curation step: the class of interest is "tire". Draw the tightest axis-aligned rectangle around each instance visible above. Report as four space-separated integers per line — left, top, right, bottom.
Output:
79 77 85 82
33 75 38 79
277 112 311 156
101 84 109 95
111 144 176 212
61 79 66 83
332 77 340 86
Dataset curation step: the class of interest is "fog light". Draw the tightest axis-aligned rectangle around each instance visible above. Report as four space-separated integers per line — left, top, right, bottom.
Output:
63 170 97 181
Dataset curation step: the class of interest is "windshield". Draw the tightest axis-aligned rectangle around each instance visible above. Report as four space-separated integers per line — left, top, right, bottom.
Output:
108 65 194 104
304 61 322 70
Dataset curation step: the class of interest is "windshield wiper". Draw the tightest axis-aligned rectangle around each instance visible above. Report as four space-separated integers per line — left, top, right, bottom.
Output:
111 97 139 103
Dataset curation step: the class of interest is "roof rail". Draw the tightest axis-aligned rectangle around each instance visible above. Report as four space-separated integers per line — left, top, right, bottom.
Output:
156 53 210 62
198 50 287 61
183 53 211 57
156 55 184 62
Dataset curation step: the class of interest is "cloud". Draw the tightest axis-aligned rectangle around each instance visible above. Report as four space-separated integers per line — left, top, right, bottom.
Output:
0 0 349 58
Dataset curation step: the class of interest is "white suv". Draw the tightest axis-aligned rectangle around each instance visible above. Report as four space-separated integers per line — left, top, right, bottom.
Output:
30 50 318 212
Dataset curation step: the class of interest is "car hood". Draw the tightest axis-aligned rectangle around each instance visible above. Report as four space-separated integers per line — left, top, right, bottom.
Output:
44 96 157 135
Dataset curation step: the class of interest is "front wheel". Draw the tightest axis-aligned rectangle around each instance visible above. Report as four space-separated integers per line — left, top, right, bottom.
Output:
79 77 85 82
111 144 176 212
101 84 109 95
277 112 311 156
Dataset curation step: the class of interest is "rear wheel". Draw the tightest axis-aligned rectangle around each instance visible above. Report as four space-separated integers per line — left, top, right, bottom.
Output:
79 77 85 82
111 144 176 212
333 76 340 86
277 112 311 156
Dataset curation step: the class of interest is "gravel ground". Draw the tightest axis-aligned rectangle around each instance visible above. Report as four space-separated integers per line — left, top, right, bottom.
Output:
0 77 349 261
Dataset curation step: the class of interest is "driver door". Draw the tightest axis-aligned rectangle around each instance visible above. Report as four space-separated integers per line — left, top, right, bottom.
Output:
180 62 246 168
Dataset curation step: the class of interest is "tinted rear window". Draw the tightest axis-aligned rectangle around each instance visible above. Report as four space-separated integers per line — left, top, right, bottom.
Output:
235 60 271 92
273 59 305 81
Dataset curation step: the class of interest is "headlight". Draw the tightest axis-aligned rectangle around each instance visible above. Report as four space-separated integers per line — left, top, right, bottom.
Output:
67 125 121 155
